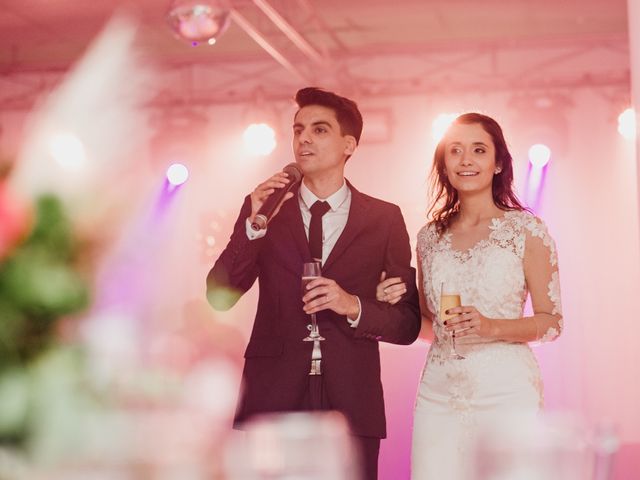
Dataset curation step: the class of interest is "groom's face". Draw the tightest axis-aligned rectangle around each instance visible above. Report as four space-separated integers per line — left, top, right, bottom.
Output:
292 104 356 178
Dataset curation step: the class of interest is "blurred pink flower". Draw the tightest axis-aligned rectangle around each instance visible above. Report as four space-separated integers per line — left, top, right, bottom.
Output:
0 182 30 260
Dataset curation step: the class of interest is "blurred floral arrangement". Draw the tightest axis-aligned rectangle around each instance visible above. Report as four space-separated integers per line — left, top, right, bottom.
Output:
0 165 94 468
0 192 89 366
0 160 242 480
0 14 245 478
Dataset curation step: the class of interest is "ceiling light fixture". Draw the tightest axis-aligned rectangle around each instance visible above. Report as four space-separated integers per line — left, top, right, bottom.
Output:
166 0 231 46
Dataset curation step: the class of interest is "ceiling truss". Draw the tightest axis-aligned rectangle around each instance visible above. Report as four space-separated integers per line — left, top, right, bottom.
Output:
0 0 630 111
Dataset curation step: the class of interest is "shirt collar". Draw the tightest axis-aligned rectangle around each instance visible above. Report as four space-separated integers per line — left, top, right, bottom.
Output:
299 180 349 212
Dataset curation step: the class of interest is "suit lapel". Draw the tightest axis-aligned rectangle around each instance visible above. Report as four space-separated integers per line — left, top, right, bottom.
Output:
323 181 370 273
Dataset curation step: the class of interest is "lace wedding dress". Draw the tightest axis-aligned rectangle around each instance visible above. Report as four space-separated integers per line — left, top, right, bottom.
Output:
412 210 562 480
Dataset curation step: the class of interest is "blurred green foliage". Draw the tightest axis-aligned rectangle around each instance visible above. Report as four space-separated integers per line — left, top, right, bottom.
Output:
0 195 90 440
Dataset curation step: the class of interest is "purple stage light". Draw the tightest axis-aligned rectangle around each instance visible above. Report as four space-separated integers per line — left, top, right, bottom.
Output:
528 144 551 168
166 163 189 186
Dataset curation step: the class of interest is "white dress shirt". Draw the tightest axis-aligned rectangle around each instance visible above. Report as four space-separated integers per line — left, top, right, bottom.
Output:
245 180 361 326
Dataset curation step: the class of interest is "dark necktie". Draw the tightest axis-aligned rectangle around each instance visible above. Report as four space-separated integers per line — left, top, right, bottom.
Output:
309 201 331 262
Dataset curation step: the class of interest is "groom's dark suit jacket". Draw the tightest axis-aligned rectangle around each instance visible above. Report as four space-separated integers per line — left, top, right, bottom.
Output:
207 181 420 438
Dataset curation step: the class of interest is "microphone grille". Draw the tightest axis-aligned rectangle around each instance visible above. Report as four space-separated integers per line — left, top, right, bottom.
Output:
283 162 303 182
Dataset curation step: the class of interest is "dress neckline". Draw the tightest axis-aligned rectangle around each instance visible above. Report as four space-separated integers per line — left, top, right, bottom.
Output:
443 211 513 259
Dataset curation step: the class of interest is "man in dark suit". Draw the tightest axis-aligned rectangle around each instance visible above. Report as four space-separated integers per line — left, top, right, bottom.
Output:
206 87 420 479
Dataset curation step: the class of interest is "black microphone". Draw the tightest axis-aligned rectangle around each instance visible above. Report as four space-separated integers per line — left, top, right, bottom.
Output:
251 163 303 231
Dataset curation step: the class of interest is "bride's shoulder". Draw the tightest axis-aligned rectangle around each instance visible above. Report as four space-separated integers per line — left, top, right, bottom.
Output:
416 222 441 255
503 209 542 226
503 210 553 240
417 222 438 240
517 209 547 227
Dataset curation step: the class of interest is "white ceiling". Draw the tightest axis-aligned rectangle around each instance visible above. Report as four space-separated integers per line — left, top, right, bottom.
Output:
0 0 631 108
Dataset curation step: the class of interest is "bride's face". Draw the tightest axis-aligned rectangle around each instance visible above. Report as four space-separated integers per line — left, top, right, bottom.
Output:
442 122 497 195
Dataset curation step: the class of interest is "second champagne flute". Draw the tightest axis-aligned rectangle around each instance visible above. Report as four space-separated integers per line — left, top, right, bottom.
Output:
302 261 325 342
440 281 465 360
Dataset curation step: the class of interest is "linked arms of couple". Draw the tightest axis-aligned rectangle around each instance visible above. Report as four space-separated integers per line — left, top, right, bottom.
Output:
377 223 563 344
209 169 421 344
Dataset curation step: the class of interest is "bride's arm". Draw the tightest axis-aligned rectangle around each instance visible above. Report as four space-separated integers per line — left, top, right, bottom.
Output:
447 216 562 343
519 216 563 342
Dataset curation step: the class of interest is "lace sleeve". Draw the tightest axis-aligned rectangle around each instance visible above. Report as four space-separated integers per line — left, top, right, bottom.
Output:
416 224 437 317
523 215 563 342
416 226 436 341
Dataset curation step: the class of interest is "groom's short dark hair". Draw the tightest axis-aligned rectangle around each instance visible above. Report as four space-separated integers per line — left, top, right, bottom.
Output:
294 87 363 144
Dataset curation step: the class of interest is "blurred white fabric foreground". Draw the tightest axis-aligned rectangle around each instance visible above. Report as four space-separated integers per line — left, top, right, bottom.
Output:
224 411 360 479
471 412 618 480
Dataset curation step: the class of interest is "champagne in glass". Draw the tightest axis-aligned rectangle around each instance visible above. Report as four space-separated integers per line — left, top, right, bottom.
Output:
440 281 465 360
302 262 324 342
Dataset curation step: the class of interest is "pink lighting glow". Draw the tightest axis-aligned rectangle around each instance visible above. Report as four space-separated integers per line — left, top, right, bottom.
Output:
4 2 640 476
618 108 636 140
243 123 277 156
431 113 458 142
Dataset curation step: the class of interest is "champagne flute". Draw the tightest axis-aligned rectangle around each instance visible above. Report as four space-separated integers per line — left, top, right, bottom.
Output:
440 281 465 360
302 262 325 342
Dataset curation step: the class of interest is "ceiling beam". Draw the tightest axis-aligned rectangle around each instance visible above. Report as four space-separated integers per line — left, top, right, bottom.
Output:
250 0 327 65
229 8 310 84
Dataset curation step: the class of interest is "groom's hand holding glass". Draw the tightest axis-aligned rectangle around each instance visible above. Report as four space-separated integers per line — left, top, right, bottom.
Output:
302 276 361 319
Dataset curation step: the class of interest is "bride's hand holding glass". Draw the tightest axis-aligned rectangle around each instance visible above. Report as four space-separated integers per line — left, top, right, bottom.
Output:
444 305 494 338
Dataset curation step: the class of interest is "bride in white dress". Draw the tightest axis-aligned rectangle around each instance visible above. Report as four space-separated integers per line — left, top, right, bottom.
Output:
377 113 562 480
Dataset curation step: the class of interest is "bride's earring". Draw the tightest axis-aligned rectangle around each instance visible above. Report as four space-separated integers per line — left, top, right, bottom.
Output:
494 167 502 175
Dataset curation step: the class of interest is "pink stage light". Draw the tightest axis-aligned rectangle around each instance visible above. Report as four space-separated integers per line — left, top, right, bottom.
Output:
528 143 551 168
431 113 458 142
618 108 636 140
166 163 189 186
243 123 276 156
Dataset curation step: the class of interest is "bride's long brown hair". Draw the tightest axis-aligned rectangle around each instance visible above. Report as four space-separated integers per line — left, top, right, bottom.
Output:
428 113 527 235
